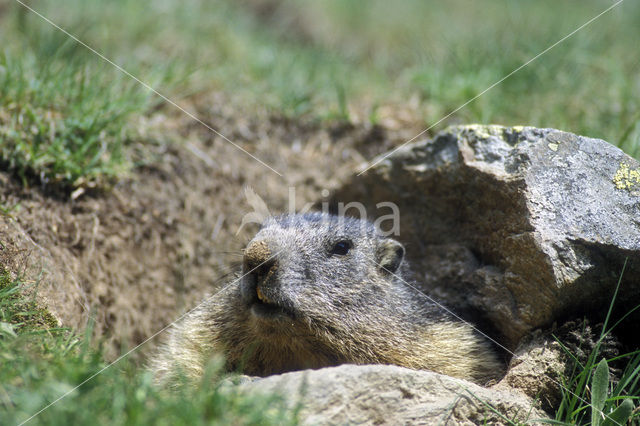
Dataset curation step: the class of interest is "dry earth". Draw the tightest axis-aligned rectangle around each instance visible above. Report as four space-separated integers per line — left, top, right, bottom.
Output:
0 93 425 360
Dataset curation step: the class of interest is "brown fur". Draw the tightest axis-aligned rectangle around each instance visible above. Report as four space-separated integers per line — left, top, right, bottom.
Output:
150 213 503 385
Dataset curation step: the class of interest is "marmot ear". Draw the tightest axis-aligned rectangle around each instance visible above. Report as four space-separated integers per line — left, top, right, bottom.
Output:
376 239 405 274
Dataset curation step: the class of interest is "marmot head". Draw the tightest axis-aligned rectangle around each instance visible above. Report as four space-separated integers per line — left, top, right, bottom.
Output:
239 213 406 337
154 215 501 382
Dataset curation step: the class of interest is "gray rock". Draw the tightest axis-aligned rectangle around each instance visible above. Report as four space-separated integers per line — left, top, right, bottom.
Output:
334 125 640 346
240 364 547 425
494 331 565 413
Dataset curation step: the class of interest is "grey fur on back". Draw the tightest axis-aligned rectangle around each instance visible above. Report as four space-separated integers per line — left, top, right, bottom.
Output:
150 213 502 385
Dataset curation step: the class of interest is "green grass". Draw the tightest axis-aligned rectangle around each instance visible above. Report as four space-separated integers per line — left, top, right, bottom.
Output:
551 334 640 425
275 0 640 153
0 267 297 425
0 5 151 190
0 0 369 190
549 261 639 425
1 0 639 188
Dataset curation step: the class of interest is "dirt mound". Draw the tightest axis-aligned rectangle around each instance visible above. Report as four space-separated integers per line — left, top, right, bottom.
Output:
0 93 416 360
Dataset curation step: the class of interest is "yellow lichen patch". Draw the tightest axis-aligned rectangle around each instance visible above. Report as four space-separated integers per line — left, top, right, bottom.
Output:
613 162 640 190
456 124 504 139
548 143 559 152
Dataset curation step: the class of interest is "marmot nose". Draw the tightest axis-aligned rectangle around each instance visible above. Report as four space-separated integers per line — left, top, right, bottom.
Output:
243 240 278 285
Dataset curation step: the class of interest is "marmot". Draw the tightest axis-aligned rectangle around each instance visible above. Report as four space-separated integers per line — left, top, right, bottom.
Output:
150 213 502 385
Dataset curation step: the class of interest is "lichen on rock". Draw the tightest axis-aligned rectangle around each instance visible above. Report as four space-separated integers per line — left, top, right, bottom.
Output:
334 125 640 347
613 162 640 192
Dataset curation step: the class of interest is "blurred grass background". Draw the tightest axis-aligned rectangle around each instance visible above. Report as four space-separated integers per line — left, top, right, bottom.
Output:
1 0 640 424
1 0 639 189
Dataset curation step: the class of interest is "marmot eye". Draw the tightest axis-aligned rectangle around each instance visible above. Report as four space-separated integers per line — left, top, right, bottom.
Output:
330 240 352 256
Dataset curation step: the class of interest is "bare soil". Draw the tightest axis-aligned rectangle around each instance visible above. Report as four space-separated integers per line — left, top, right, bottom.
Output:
0 92 423 360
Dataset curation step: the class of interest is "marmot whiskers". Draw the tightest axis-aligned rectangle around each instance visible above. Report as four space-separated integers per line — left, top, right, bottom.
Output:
150 213 502 385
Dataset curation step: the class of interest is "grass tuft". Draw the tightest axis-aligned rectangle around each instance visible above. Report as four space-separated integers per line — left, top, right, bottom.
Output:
550 261 639 425
0 267 297 425
0 7 156 191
